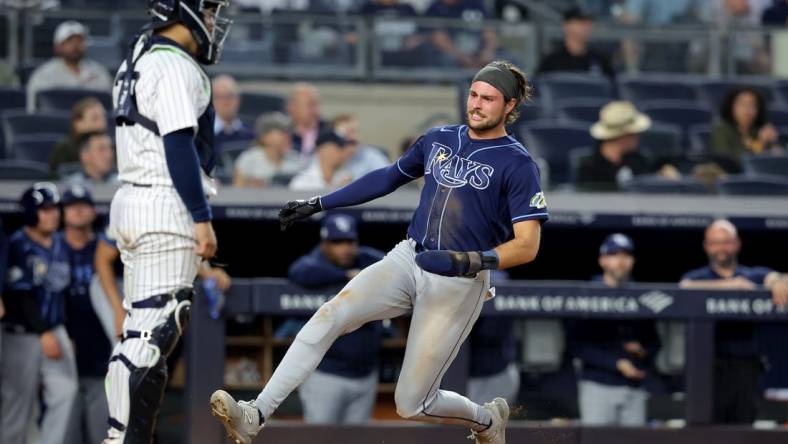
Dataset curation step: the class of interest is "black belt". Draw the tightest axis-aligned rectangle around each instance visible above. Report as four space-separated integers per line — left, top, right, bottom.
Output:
131 292 177 309
124 182 152 188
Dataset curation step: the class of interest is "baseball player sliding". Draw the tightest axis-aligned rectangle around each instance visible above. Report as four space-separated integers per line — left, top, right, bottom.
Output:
211 60 549 444
103 1 232 442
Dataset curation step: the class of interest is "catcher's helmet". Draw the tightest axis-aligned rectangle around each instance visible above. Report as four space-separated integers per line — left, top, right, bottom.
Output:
147 0 233 65
19 182 60 227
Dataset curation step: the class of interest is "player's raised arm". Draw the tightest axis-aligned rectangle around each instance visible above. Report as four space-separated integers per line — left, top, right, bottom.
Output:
279 136 426 230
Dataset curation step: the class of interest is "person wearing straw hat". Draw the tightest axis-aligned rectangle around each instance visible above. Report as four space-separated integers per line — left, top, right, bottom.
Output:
577 101 664 190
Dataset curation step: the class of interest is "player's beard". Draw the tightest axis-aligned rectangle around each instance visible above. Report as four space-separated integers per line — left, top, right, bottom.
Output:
709 252 736 269
467 110 505 132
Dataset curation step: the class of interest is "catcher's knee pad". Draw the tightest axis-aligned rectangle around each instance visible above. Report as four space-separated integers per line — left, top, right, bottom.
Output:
150 289 193 358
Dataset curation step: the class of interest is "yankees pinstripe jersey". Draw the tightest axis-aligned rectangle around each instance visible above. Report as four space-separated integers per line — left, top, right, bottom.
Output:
113 35 217 195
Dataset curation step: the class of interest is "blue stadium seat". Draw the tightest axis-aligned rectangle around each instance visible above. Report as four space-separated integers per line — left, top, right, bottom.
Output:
717 175 788 196
219 140 253 173
9 134 61 163
238 92 286 120
768 108 788 127
0 88 26 113
689 124 713 155
697 78 774 110
1 111 70 148
36 89 113 113
624 175 709 194
640 100 712 145
555 98 607 124
568 146 593 185
537 74 614 111
0 159 50 180
742 155 788 178
639 122 684 160
619 77 699 104
775 80 788 106
520 121 595 186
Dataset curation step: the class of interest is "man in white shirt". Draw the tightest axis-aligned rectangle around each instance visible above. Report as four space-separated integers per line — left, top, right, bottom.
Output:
234 112 301 187
289 130 354 191
26 21 113 112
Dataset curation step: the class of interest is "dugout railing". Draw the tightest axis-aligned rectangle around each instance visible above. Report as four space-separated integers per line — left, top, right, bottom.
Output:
183 279 788 444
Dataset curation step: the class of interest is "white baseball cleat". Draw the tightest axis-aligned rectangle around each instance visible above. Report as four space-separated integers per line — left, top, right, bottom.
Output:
468 397 510 444
210 390 264 444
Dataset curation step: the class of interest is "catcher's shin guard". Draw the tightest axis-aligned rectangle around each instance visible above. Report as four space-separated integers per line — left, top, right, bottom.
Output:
110 289 194 443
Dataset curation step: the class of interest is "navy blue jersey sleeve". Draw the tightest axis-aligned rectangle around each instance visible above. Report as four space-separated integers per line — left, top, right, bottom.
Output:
395 135 427 179
505 159 549 224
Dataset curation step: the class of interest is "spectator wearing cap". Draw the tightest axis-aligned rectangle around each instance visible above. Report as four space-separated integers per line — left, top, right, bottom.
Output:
332 114 389 179
570 233 660 426
233 112 300 188
536 7 615 81
289 130 354 191
26 20 113 112
1 183 77 444
288 214 386 424
679 219 788 424
576 101 679 191
59 186 112 444
64 131 118 188
50 97 108 174
212 75 255 155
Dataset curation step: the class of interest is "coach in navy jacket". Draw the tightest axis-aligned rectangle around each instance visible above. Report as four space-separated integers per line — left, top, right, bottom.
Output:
289 213 385 424
571 234 659 426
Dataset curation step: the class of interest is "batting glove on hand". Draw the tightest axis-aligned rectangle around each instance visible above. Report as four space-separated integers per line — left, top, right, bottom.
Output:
279 196 323 231
415 250 499 277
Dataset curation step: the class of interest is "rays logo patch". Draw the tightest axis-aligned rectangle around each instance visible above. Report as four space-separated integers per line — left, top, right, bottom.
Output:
529 191 546 209
425 142 494 190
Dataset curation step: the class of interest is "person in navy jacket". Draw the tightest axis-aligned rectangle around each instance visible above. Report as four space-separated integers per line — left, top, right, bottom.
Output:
571 233 659 426
290 213 385 424
680 219 788 424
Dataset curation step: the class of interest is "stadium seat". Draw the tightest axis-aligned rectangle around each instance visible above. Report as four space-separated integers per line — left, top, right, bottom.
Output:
36 89 113 113
555 98 607 124
623 175 709 194
9 134 62 163
0 159 50 180
639 122 684 160
1 111 70 149
640 100 712 145
520 121 595 185
219 140 253 173
689 124 713 155
56 162 82 179
537 74 615 111
774 80 788 106
697 78 774 110
568 146 594 185
238 92 286 120
742 155 788 178
717 175 788 195
768 108 788 127
619 77 699 104
1 111 70 150
0 88 26 113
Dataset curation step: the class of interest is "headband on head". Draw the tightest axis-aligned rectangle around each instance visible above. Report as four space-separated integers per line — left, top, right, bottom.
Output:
472 64 519 102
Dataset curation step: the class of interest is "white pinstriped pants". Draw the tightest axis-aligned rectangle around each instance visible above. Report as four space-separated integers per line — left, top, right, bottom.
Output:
104 185 201 440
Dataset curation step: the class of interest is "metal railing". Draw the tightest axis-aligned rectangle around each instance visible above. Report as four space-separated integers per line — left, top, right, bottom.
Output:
3 8 788 81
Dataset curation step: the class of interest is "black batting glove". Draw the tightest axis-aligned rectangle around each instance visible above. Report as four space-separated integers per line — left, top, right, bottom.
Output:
279 196 323 231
